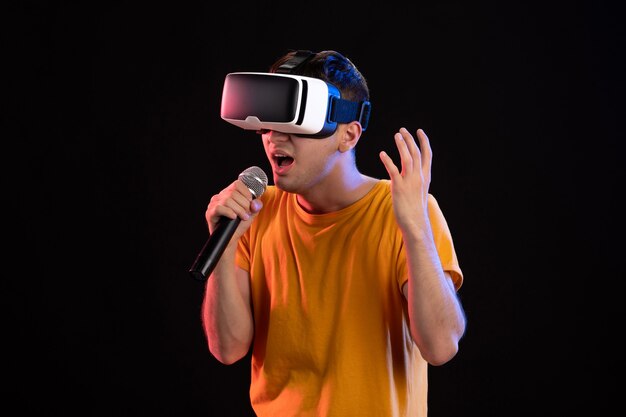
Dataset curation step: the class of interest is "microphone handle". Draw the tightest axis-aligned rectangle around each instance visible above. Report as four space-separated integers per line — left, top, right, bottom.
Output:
189 216 241 281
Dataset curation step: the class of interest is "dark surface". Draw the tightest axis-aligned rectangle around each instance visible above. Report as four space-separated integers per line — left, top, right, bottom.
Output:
6 1 623 416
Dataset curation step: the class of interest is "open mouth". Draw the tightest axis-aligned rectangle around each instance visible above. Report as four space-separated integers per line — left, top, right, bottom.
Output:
273 153 294 168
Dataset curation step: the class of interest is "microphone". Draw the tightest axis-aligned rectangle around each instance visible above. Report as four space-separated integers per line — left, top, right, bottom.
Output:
189 166 268 281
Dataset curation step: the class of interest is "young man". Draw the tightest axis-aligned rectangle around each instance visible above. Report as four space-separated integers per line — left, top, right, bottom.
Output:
201 50 466 416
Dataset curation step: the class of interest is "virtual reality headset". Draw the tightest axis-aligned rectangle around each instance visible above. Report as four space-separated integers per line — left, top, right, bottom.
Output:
220 72 371 138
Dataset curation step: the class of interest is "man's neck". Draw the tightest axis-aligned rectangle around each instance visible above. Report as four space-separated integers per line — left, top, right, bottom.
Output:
296 171 378 214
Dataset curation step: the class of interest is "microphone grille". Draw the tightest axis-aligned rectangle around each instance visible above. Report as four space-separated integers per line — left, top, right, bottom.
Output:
239 166 268 199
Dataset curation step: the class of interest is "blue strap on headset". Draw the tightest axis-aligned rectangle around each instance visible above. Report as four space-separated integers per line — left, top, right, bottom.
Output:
330 98 371 131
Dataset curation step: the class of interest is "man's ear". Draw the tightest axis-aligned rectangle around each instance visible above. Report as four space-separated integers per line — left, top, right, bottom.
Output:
338 121 363 153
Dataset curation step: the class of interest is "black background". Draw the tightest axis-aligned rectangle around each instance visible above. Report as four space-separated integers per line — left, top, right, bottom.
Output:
6 1 623 416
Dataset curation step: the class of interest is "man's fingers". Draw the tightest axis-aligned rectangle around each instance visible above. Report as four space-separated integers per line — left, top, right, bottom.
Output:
416 128 432 175
379 151 400 179
400 127 421 163
395 131 413 174
208 181 255 223
381 127 433 181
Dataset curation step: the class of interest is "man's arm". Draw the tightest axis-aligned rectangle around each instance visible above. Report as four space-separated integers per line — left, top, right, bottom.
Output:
400 235 466 365
380 127 466 365
202 256 254 364
200 179 262 364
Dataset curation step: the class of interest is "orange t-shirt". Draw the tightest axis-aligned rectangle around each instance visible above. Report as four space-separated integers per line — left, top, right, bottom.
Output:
236 180 463 417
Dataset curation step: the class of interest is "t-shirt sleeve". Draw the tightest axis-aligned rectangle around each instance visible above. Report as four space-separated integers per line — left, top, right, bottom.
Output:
427 194 463 290
234 186 275 273
235 230 251 272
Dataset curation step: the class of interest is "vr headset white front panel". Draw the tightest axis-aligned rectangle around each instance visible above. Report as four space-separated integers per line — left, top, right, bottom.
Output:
221 72 339 136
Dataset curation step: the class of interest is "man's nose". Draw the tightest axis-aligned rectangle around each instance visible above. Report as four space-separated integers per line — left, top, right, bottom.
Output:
267 130 290 143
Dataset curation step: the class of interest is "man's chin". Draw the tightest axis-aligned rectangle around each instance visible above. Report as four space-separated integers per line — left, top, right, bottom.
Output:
273 177 297 193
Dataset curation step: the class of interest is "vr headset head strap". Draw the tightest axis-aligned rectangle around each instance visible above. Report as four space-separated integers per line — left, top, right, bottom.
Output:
330 98 371 131
275 50 316 74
